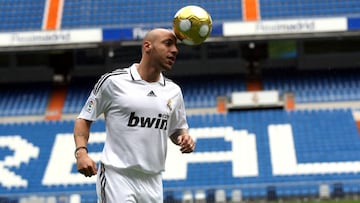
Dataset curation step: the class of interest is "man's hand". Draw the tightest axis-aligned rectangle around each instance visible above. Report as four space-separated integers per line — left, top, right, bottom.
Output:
177 133 195 153
76 150 97 177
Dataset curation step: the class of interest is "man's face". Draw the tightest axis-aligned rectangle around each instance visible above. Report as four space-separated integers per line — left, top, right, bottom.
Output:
149 32 179 71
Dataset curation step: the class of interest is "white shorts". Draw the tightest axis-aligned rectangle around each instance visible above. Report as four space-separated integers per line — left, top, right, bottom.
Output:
96 163 163 203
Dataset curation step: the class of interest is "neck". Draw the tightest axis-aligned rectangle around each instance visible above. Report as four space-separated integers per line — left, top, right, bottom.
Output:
137 63 161 83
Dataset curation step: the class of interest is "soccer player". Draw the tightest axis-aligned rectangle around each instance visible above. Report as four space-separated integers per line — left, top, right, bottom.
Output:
73 28 195 202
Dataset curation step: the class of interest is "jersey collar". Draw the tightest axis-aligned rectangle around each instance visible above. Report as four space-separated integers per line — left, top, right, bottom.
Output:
130 64 166 86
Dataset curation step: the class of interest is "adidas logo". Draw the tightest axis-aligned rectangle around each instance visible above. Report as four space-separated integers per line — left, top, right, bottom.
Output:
147 90 156 97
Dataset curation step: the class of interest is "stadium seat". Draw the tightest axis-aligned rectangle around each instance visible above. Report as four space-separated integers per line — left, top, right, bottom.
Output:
182 190 193 203
69 194 81 203
0 0 44 32
214 189 226 203
319 184 331 199
45 196 56 203
231 189 242 203
194 190 206 203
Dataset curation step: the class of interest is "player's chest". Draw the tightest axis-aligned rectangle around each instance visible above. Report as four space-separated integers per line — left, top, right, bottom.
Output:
110 82 177 113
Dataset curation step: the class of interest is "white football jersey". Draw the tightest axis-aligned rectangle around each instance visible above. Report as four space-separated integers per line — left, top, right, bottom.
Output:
78 64 189 174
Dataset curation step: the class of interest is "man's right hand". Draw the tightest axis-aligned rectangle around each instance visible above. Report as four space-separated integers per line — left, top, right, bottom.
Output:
76 150 97 177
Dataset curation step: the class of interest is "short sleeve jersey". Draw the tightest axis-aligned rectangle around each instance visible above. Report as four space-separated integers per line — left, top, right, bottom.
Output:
78 64 188 174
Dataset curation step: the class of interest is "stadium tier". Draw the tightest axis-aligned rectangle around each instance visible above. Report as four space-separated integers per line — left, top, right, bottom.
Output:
2 70 360 117
1 109 360 201
61 1 242 29
262 69 360 103
1 0 360 32
260 0 360 19
60 70 360 114
0 83 51 117
0 0 45 32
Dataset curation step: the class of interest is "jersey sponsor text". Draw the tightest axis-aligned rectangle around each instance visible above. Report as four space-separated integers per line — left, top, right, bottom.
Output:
127 112 168 130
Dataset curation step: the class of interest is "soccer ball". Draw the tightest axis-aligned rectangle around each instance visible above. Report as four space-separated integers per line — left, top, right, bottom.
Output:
173 5 212 45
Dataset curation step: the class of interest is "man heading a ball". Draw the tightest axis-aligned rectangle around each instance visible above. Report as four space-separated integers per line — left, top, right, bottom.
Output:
73 28 195 203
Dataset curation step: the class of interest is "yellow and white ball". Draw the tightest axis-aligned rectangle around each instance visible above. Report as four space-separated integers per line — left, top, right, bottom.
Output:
173 5 212 45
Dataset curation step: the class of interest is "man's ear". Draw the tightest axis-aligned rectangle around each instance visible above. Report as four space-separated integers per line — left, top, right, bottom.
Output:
144 41 151 51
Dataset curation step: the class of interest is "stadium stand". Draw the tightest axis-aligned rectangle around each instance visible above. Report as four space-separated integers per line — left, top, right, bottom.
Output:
61 74 247 113
61 1 243 29
262 69 360 103
1 0 360 32
62 77 95 114
0 0 45 32
60 68 360 113
1 66 360 202
0 83 51 117
260 0 360 19
1 104 360 201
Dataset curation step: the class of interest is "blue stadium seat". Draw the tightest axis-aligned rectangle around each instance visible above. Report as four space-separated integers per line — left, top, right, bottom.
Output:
260 0 360 20
0 83 50 117
1 0 360 32
0 0 45 32
61 1 243 29
263 69 360 103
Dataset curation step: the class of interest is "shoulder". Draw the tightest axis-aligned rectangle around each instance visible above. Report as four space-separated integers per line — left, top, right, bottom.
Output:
164 77 180 88
164 77 183 93
92 67 129 95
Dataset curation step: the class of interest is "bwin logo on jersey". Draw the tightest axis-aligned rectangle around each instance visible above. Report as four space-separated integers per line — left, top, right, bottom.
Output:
127 112 168 130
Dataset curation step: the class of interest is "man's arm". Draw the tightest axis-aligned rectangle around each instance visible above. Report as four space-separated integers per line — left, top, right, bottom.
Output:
170 129 195 153
74 118 91 150
73 118 97 177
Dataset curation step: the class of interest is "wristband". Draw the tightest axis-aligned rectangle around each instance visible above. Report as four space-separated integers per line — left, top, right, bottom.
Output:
74 146 88 158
